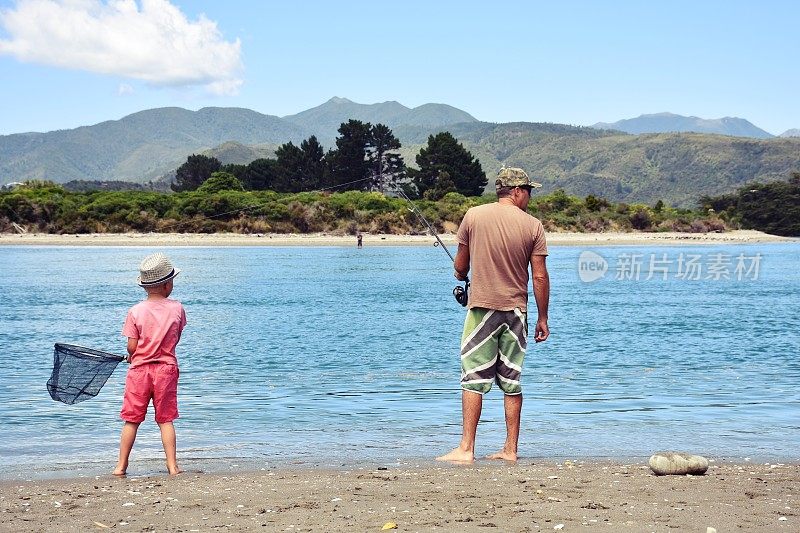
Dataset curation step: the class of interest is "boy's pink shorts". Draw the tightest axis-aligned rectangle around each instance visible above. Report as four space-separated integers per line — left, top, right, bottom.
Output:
120 363 179 424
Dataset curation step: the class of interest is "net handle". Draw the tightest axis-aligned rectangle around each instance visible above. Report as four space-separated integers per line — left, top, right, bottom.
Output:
54 343 126 362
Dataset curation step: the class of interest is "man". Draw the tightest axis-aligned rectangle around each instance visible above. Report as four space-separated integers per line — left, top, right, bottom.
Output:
437 167 550 463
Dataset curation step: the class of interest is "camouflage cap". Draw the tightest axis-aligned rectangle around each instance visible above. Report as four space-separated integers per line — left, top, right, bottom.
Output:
495 167 542 189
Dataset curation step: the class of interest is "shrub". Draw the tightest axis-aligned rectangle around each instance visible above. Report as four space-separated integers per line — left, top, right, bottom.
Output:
197 172 244 194
630 209 652 230
585 194 610 212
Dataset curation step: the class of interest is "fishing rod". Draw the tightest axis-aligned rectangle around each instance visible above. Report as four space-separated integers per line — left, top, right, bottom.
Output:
396 188 469 307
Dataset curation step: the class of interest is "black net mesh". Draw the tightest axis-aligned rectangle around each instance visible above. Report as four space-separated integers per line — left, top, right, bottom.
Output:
47 343 125 404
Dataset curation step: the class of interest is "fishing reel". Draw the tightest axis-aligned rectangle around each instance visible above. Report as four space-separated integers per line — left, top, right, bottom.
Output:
453 278 470 307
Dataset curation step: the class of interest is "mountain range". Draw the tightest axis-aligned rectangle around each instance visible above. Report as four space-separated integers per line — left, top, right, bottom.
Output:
592 112 776 138
2 99 799 207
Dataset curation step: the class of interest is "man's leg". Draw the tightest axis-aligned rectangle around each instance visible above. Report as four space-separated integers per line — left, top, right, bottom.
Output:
488 393 522 461
436 390 483 462
489 309 526 461
438 307 497 462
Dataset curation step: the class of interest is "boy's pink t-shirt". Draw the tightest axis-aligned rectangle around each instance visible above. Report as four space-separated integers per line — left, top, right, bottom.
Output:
122 298 187 367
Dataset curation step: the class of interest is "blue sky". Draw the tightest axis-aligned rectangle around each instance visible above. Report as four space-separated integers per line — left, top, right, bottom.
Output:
0 0 798 136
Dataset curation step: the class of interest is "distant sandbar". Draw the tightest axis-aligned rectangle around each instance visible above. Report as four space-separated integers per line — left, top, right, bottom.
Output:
0 229 794 247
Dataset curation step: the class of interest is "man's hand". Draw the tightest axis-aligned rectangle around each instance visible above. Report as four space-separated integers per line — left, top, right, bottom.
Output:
454 269 468 281
534 318 549 343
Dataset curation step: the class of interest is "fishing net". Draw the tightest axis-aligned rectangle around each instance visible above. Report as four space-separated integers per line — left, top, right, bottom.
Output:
47 343 125 404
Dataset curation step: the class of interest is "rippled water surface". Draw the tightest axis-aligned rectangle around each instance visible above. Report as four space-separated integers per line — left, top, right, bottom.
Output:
1 243 798 478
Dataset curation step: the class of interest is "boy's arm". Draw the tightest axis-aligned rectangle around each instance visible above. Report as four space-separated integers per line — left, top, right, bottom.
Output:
126 337 138 363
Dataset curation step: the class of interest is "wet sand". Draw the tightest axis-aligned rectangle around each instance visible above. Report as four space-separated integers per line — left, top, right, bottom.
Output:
0 229 795 247
1 460 796 532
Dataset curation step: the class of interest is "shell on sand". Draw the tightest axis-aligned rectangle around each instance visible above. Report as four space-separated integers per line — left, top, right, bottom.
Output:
649 452 709 476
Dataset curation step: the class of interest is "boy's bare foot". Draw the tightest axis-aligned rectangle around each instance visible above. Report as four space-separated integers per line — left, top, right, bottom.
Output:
112 462 127 476
487 450 518 461
435 447 475 463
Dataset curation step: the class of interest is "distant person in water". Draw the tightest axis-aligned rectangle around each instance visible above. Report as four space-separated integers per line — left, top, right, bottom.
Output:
114 253 187 476
357 232 363 248
437 167 550 463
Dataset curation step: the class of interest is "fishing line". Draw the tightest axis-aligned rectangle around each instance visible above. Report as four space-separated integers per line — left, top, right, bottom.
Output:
395 189 469 307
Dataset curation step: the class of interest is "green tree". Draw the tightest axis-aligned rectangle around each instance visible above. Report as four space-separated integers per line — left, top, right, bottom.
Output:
221 163 247 180
172 154 221 192
300 135 327 191
699 193 737 213
629 208 652 230
196 172 244 194
409 132 486 197
423 170 457 201
274 142 306 192
585 194 610 212
737 173 800 236
328 120 374 190
369 123 405 193
241 158 279 191
272 136 328 192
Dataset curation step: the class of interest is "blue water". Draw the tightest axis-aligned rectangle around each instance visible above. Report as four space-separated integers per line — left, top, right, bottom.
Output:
1 242 799 479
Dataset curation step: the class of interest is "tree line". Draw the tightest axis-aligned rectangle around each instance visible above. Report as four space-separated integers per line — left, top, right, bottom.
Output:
700 171 800 237
1 180 736 236
171 120 488 199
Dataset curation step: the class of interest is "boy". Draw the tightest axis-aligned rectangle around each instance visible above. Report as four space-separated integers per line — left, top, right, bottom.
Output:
114 253 187 476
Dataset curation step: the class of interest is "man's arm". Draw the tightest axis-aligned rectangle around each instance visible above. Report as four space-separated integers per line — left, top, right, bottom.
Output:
454 243 470 281
531 254 550 342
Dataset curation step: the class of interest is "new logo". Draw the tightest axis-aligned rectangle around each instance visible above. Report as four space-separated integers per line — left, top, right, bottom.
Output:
578 251 608 282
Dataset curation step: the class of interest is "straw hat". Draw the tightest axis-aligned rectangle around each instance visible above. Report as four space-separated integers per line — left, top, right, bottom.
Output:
137 253 180 287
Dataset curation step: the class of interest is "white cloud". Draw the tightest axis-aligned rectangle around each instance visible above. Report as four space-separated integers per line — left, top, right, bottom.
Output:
0 0 243 95
117 82 134 95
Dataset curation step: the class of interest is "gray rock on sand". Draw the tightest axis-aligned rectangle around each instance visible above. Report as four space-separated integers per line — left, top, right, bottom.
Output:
648 452 709 476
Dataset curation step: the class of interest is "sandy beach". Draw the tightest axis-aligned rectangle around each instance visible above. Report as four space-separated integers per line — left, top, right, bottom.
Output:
0 230 795 247
1 460 796 532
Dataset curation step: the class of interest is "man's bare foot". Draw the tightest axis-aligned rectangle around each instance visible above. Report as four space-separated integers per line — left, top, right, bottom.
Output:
436 447 474 463
167 466 182 475
487 450 518 461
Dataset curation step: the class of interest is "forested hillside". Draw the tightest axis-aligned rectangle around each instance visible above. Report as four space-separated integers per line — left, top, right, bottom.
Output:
2 101 799 207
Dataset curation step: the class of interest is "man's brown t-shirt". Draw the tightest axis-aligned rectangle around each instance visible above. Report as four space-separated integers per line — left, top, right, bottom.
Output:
456 202 548 312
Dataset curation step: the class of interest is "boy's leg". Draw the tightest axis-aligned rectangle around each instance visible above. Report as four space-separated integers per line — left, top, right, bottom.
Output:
158 422 181 475
487 393 522 461
113 421 140 475
152 364 180 474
